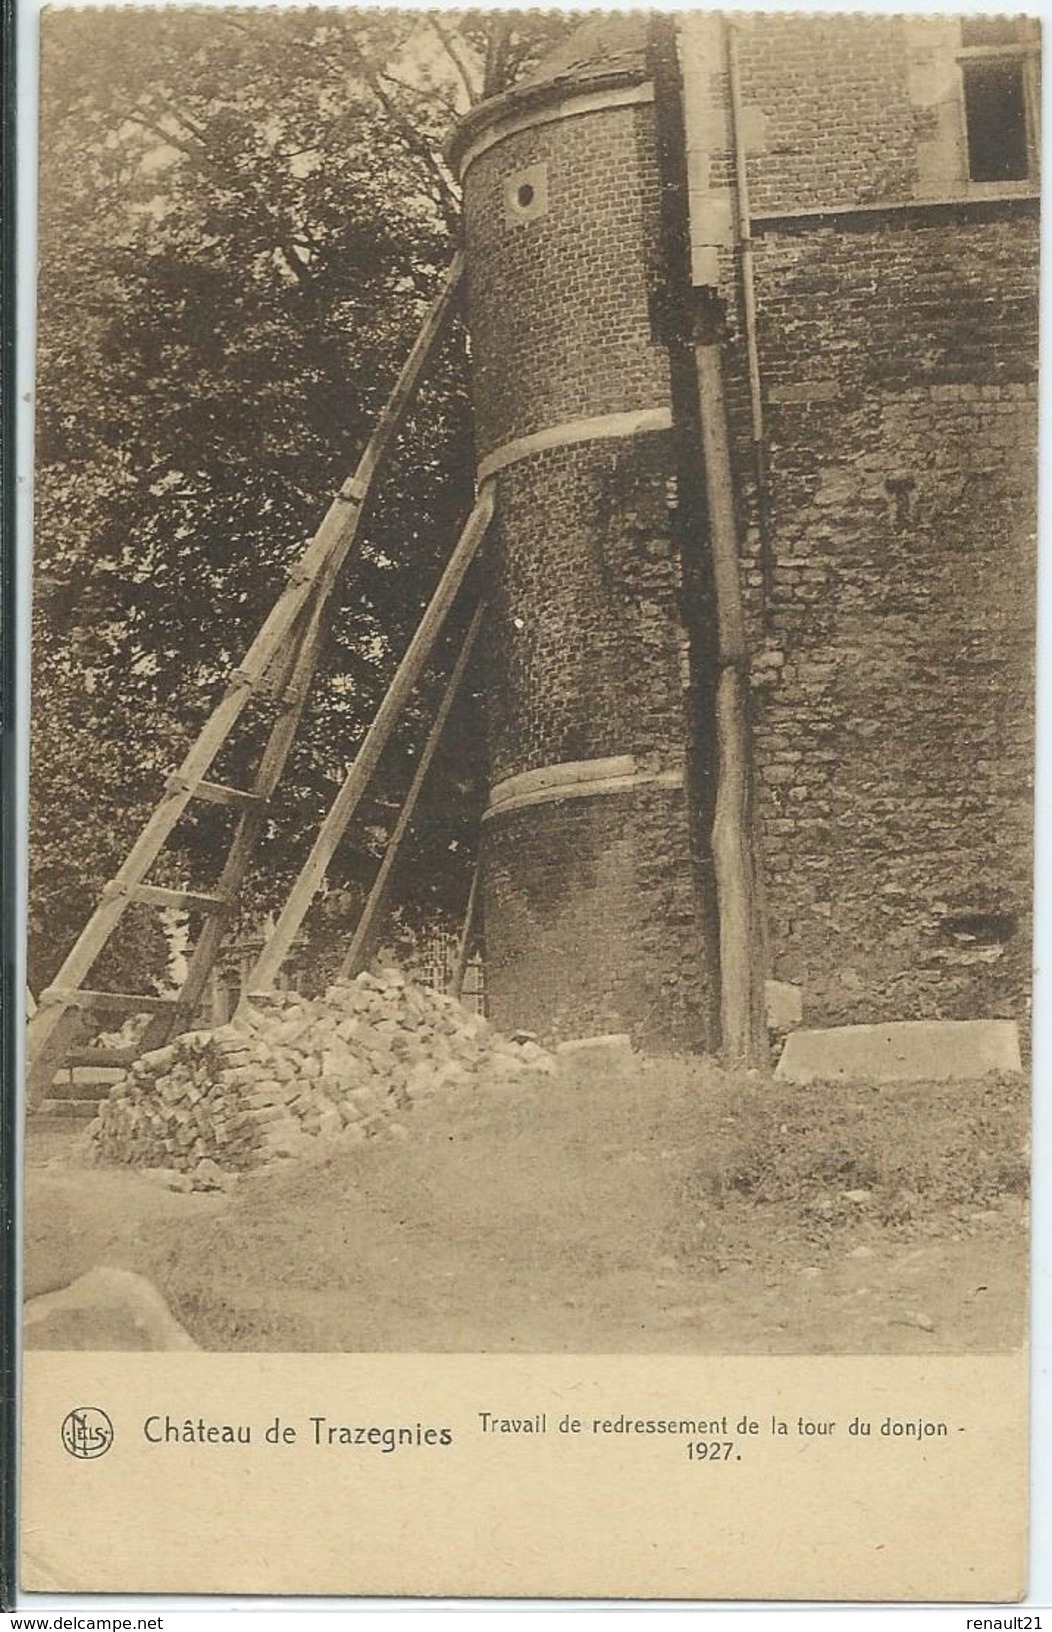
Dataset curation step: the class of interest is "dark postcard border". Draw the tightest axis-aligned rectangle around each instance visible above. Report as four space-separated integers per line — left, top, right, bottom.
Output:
1 0 19 1609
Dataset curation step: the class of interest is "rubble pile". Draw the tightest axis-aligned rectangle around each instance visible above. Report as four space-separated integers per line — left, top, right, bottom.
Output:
89 967 555 1186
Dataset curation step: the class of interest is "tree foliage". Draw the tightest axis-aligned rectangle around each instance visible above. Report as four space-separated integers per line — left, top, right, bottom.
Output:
32 7 579 993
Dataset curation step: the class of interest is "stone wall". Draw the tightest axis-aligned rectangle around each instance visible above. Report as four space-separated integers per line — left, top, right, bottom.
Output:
454 15 1037 1048
681 16 1039 1031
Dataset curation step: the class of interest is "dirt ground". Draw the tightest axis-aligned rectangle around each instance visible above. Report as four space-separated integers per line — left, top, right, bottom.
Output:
24 1059 1028 1354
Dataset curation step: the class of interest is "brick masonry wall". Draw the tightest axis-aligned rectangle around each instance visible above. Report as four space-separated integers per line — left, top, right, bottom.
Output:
483 437 686 784
683 12 1032 224
678 13 1038 1032
730 15 921 212
460 16 1038 1048
463 94 715 1045
713 187 1039 1024
463 102 671 459
482 785 711 1051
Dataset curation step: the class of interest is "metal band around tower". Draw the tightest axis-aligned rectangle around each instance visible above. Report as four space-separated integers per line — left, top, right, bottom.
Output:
477 406 673 484
484 756 684 822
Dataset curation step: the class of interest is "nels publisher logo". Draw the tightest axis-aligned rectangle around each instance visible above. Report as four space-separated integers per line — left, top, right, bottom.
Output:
61 1407 114 1460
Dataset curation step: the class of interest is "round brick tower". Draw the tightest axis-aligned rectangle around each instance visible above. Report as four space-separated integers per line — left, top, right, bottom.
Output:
450 18 715 1049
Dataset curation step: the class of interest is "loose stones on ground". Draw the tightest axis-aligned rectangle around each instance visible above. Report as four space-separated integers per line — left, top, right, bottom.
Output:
89 968 558 1187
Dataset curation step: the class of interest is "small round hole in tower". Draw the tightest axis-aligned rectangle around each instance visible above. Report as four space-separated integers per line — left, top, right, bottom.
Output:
517 182 535 209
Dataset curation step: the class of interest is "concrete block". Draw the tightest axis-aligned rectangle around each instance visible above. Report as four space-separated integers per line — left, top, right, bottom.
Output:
766 979 803 1029
775 1019 1022 1083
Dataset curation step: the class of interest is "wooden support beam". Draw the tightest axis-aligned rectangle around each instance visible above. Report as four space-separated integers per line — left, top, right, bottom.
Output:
246 486 495 995
41 989 179 1016
128 884 228 913
145 576 334 1051
340 601 486 980
693 331 766 1069
26 256 464 1104
187 780 264 811
62 1047 140 1070
449 858 482 1004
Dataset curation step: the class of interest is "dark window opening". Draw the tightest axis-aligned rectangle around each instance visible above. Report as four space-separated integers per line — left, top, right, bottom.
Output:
962 58 1030 181
516 182 535 209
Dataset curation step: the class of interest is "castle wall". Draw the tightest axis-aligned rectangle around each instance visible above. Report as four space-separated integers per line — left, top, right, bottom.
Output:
452 15 1037 1049
460 92 715 1047
682 15 1038 1030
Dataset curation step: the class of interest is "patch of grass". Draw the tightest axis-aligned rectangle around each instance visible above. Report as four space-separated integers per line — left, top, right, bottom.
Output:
669 1070 1029 1267
128 1055 1029 1343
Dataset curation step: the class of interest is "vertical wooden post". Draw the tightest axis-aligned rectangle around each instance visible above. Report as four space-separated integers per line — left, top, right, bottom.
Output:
693 317 766 1068
339 601 485 980
450 859 482 1003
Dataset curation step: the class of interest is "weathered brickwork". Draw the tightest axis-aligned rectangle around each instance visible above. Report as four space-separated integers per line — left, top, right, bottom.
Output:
730 15 921 212
698 23 1040 1031
482 785 711 1050
753 214 1038 399
483 437 686 784
463 102 671 458
456 14 1037 1048
687 12 1038 221
752 370 1036 1027
461 74 715 1044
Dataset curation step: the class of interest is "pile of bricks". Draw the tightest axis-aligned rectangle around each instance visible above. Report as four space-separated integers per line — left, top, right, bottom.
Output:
88 967 555 1188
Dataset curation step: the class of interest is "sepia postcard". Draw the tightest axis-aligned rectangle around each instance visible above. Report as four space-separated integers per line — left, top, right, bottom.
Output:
17 3 1040 1602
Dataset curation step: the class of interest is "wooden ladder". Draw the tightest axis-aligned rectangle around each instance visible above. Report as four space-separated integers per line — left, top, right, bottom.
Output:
27 255 472 1107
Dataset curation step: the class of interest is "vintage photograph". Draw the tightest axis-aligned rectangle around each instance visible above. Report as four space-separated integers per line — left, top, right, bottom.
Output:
23 6 1036 1365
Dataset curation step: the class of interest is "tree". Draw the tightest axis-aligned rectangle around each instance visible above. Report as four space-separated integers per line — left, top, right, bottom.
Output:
31 9 575 993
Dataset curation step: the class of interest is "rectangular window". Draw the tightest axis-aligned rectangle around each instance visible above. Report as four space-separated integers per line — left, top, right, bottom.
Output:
962 58 1030 181
958 20 1040 186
